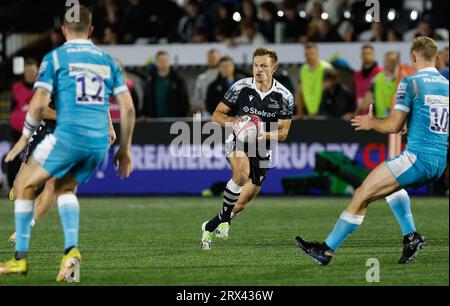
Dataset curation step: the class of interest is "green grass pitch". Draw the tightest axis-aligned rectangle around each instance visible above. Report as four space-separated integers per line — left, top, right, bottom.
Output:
0 197 448 286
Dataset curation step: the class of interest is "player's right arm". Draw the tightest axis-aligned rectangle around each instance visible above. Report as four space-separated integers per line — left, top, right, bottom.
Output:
351 104 408 134
351 78 411 134
212 102 237 126
5 51 55 162
5 88 51 162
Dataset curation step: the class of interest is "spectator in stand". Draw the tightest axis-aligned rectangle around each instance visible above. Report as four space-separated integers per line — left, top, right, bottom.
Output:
109 60 140 120
143 51 190 118
50 28 64 49
7 58 38 188
319 69 354 118
178 0 207 43
105 0 124 41
308 1 323 24
309 19 342 42
103 26 119 44
205 57 238 115
214 3 239 41
259 1 278 43
301 1 324 43
241 0 259 25
296 43 332 118
235 21 267 45
214 25 235 46
352 44 383 115
282 0 307 43
414 19 444 41
348 51 400 120
192 49 221 115
387 29 402 42
369 22 388 42
122 0 149 43
193 28 210 43
436 47 449 80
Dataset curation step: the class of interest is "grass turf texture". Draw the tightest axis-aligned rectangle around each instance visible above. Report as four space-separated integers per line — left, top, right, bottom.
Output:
0 197 448 286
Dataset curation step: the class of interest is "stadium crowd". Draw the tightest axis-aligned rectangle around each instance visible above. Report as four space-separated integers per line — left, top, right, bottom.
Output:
2 0 449 121
86 0 448 45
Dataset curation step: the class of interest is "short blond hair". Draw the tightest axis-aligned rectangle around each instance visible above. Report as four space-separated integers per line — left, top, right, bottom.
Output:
411 36 438 61
253 48 278 65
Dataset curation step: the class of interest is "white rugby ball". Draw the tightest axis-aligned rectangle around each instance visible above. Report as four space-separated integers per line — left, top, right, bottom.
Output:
235 115 260 143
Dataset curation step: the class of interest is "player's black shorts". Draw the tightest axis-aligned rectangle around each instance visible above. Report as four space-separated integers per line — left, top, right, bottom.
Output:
225 133 271 187
22 123 55 164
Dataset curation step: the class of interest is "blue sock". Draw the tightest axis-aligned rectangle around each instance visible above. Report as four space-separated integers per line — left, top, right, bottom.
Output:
386 189 416 236
57 194 80 250
15 200 35 253
325 211 365 251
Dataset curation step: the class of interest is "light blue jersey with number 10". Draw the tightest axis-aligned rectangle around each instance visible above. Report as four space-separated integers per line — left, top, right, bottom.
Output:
34 39 128 150
386 67 448 189
395 67 449 156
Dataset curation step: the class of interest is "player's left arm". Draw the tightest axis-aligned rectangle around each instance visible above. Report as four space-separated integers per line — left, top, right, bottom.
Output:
108 112 117 145
5 88 51 162
351 104 408 134
263 119 292 141
264 91 294 140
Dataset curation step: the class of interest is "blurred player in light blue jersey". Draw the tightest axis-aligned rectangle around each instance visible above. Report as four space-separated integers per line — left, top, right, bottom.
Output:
0 5 135 280
295 37 448 265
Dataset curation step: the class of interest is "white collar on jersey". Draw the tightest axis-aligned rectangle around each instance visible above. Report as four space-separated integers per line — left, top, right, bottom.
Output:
64 39 94 45
418 67 439 73
252 78 277 100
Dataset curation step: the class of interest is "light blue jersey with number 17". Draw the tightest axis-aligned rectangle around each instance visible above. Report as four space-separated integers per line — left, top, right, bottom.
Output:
34 39 128 150
395 67 449 156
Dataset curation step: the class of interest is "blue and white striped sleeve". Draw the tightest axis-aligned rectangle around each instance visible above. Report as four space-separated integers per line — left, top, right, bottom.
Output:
34 52 56 94
394 77 413 113
111 59 129 96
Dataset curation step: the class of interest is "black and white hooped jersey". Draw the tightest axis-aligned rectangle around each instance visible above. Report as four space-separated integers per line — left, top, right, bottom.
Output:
222 77 295 123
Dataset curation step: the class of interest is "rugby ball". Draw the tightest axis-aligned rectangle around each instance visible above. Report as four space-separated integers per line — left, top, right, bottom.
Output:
235 115 262 143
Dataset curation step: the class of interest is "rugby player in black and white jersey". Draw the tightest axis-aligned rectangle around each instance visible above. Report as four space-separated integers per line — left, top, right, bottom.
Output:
201 48 295 250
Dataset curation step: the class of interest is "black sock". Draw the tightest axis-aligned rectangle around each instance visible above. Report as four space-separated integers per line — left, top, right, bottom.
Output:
15 252 27 260
205 182 241 232
205 203 234 232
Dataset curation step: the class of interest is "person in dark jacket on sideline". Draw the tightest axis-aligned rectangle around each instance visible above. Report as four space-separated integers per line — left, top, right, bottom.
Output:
143 50 191 118
319 68 354 118
205 56 239 115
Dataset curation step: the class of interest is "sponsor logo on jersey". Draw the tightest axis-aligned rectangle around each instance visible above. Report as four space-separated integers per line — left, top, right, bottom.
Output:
425 95 449 106
243 107 277 118
249 95 254 102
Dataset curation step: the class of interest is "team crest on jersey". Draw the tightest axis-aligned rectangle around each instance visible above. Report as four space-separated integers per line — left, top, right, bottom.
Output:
268 98 279 109
38 61 48 77
397 82 407 99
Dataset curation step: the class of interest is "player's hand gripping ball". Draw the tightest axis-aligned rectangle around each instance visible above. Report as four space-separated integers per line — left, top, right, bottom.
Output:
233 115 263 143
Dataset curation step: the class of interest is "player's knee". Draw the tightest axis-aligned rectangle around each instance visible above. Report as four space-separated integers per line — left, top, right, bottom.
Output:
13 177 37 197
353 186 372 206
233 174 249 186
